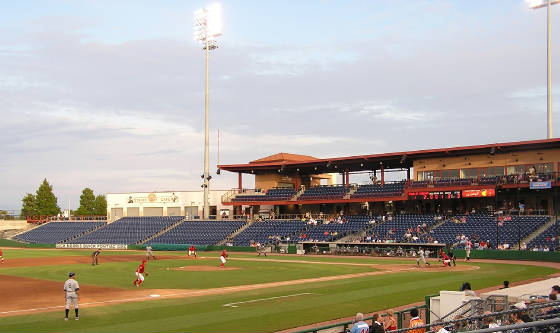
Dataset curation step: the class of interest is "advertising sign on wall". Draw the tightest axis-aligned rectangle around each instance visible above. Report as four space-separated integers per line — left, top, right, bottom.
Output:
462 189 496 198
530 181 552 190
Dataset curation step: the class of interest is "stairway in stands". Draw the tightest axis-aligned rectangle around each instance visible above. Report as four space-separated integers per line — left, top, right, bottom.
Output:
217 219 253 246
60 222 107 244
343 185 358 199
290 187 307 201
136 218 186 245
516 216 557 250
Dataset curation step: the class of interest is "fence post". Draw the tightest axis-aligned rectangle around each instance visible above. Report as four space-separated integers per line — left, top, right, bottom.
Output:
397 310 403 329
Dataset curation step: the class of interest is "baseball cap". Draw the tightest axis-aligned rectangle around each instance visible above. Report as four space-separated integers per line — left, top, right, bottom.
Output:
552 285 560 292
69 272 75 277
142 259 147 263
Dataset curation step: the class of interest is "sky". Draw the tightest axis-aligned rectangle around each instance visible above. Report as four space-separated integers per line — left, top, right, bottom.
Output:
0 0 559 211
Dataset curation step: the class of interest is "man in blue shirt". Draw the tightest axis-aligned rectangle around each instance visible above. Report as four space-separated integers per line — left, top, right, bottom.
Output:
350 313 370 333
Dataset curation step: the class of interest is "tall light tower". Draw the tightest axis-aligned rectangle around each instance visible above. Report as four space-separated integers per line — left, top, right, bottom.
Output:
527 0 559 139
194 4 222 219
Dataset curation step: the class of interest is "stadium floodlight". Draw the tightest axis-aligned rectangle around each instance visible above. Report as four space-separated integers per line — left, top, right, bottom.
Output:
526 0 560 139
194 3 222 219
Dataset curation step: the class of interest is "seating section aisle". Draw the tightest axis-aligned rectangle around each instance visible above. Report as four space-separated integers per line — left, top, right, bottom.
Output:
432 214 549 247
69 217 183 245
150 220 246 245
528 223 558 249
232 219 307 246
14 221 106 244
232 188 296 202
299 185 348 201
297 217 371 242
351 182 405 198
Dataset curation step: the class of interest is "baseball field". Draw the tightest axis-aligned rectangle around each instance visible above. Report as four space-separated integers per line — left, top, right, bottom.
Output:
0 248 557 332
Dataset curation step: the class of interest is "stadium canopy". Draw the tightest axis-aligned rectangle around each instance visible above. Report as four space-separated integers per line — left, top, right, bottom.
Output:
218 138 560 175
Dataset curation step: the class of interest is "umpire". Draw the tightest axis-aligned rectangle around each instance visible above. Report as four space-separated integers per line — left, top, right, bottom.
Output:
91 248 101 265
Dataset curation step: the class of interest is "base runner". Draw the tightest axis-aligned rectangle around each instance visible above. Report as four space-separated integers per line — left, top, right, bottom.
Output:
0 248 4 264
188 245 197 259
133 260 148 286
416 247 430 267
219 249 228 268
64 272 79 321
91 249 101 266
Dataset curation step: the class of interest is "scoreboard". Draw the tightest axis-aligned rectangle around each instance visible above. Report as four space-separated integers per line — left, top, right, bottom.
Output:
408 191 462 200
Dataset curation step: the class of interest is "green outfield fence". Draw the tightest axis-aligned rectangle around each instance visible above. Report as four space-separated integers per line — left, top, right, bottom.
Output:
0 239 55 248
452 249 560 262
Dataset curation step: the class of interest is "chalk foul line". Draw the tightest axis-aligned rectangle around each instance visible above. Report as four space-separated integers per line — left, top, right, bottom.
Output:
223 292 315 308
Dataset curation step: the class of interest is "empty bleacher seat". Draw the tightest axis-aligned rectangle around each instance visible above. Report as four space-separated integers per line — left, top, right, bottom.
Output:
150 220 246 245
14 221 106 244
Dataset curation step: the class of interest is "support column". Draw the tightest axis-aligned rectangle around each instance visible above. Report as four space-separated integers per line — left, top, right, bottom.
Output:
381 164 385 185
407 168 411 181
295 173 301 190
345 169 350 188
238 173 242 193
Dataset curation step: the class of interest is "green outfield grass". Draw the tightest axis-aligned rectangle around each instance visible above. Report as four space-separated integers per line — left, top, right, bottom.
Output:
0 249 557 332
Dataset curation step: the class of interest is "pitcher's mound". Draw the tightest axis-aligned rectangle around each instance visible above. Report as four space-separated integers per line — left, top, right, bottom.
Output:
173 265 240 272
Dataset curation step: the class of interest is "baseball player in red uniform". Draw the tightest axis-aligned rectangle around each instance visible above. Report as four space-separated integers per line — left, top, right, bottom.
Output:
0 248 4 263
439 249 451 267
133 260 149 286
188 245 197 259
219 249 227 268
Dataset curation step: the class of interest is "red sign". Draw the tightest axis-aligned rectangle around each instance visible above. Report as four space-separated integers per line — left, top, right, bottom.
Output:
462 189 495 198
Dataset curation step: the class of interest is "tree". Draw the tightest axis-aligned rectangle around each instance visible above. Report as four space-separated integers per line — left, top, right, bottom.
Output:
21 193 38 217
93 195 107 216
76 188 95 216
35 179 61 215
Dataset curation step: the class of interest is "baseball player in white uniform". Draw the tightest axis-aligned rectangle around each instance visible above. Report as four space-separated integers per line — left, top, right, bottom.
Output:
146 244 156 260
465 240 472 261
64 272 80 321
417 248 430 267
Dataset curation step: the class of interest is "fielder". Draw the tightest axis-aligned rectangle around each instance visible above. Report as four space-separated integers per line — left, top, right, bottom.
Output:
219 249 228 268
91 248 101 266
64 272 79 321
0 248 4 263
416 247 430 267
256 243 267 257
133 260 149 287
465 240 472 261
188 245 197 259
146 244 156 260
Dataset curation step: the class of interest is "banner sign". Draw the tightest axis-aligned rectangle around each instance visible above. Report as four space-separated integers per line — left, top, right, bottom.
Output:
56 243 128 250
462 189 496 198
530 181 552 190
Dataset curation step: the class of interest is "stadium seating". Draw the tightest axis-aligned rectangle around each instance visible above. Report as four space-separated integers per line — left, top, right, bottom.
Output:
350 182 405 198
68 216 183 245
298 185 349 201
13 221 106 244
231 219 308 246
297 216 371 242
528 224 558 250
432 214 549 248
364 215 438 243
232 188 296 202
149 220 246 245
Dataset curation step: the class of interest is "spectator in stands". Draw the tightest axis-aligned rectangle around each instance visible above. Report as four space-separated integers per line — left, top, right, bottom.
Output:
453 315 467 332
430 320 449 333
369 314 384 333
460 282 476 297
408 308 425 333
350 313 370 333
481 311 499 329
383 310 397 331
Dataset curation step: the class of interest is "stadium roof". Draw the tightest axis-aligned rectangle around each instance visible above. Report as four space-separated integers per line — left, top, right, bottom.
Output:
218 138 560 175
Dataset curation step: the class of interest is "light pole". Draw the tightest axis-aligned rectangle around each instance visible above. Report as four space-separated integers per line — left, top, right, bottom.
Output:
194 4 222 219
527 0 559 139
